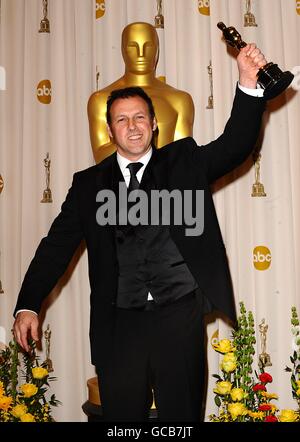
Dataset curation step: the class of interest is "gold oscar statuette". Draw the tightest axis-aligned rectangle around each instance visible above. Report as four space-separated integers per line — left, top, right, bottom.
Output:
206 60 214 109
258 318 272 369
96 66 100 91
244 0 257 27
39 0 50 33
251 153 266 197
41 152 53 203
44 324 54 372
155 0 164 29
0 174 3 194
88 22 195 164
217 22 294 99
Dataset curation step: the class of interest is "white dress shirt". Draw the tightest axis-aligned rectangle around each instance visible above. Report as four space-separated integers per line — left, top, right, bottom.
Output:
116 148 152 186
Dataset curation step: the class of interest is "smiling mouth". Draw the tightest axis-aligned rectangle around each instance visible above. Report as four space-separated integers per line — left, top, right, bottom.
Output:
128 134 143 140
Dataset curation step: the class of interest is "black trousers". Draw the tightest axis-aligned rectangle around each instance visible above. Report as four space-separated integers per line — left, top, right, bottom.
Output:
96 292 206 422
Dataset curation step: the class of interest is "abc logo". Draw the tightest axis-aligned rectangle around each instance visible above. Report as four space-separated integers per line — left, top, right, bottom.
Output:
37 80 52 104
297 1 300 14
96 0 105 19
253 246 271 271
198 0 210 16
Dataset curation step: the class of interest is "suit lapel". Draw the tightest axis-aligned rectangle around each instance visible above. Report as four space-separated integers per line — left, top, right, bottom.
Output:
112 154 125 194
142 147 169 191
95 154 124 239
95 153 125 193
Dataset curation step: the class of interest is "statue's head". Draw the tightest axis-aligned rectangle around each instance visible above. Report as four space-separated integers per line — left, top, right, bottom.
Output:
122 22 159 75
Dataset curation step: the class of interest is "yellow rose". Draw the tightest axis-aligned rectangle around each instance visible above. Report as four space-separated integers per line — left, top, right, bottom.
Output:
224 352 236 361
279 409 298 422
213 339 235 354
11 404 28 418
296 380 300 388
20 413 36 422
32 367 48 379
228 402 247 420
296 388 300 397
0 395 13 410
214 381 232 395
20 383 38 398
0 382 4 397
221 353 237 373
230 388 245 402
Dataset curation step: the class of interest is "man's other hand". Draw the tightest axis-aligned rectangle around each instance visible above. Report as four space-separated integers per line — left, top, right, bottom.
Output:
13 311 39 352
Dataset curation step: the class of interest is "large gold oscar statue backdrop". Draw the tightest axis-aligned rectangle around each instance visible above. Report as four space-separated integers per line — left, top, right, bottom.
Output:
88 22 194 164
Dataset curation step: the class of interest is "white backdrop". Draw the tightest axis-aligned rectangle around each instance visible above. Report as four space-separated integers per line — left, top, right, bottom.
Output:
0 0 299 421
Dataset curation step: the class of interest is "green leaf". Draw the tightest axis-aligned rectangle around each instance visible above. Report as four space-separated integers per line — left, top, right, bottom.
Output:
212 374 222 381
214 395 221 407
291 378 298 390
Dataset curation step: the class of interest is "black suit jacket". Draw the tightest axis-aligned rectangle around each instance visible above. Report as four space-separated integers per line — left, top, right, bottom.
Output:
15 88 266 367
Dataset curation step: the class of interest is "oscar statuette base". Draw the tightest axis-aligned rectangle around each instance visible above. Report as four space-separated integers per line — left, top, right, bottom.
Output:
252 182 266 197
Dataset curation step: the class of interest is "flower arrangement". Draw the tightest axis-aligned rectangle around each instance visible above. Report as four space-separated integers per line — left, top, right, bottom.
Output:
281 306 300 422
209 302 279 422
0 336 60 422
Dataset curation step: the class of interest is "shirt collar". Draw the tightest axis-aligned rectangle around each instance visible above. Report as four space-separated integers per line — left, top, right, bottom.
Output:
117 148 153 177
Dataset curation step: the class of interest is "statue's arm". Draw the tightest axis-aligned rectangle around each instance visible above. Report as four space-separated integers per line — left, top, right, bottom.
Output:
173 92 195 140
87 92 116 163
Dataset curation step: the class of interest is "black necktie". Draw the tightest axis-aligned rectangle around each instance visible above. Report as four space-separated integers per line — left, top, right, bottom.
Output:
127 162 143 191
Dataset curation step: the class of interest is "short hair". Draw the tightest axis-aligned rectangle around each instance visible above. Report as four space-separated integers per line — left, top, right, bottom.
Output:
106 86 156 125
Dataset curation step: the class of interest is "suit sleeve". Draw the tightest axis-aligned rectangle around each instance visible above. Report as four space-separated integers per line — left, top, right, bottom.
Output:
193 86 266 183
14 173 84 316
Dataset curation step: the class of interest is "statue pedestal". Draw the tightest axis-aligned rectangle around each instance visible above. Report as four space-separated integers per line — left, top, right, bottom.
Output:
87 377 100 405
251 182 266 197
258 352 272 369
82 377 157 421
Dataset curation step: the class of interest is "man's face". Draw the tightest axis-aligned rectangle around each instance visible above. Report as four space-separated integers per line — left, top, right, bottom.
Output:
107 96 157 161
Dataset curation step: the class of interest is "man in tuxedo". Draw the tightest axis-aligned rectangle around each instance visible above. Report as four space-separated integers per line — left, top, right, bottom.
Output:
13 43 267 421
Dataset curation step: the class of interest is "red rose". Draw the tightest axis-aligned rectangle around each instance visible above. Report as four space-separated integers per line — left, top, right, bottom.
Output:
253 384 267 392
259 404 272 411
264 415 278 422
259 372 273 384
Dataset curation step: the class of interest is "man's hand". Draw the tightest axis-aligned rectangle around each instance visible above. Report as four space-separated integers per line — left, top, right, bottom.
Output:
13 311 39 352
237 43 267 89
